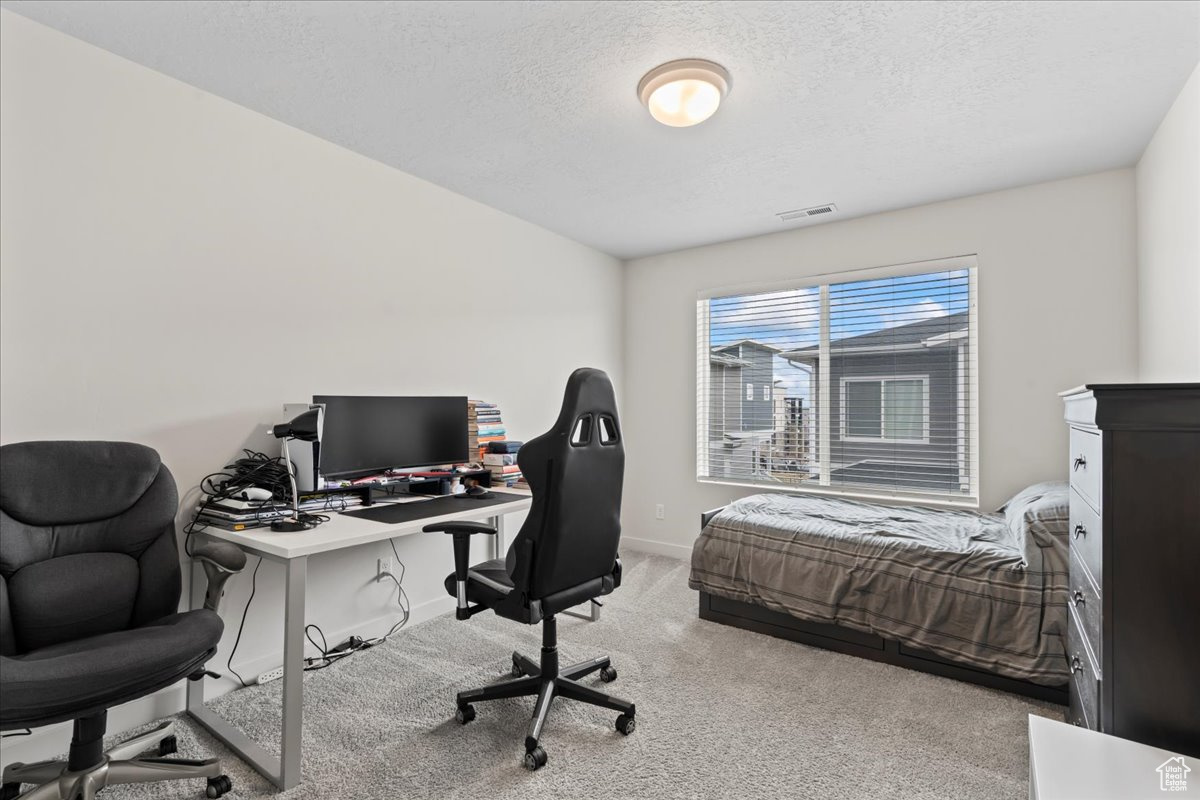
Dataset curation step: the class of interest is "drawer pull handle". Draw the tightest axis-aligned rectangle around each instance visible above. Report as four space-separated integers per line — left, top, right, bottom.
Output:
1072 590 1085 606
1073 523 1087 539
1070 655 1083 674
1073 455 1087 471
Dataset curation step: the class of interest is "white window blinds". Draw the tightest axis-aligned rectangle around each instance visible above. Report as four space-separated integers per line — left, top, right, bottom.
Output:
696 257 978 505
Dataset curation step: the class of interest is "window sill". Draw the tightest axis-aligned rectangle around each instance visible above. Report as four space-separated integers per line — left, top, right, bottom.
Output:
696 476 980 510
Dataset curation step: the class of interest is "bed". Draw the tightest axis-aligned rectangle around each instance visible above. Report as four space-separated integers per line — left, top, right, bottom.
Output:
689 483 1071 702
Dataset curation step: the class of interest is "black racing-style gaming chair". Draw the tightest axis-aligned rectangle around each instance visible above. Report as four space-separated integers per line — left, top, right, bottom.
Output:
423 368 634 771
0 441 245 800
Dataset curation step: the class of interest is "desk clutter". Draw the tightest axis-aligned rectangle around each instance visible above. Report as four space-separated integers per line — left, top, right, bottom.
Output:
186 396 528 536
186 450 358 533
470 399 527 489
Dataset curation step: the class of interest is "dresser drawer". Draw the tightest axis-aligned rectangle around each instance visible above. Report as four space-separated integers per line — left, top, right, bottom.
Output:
1068 487 1102 592
1068 426 1102 512
1068 549 1101 670
1066 605 1101 729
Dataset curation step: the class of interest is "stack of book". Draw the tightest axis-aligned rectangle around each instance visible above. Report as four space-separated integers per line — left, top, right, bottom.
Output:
468 400 506 461
193 492 362 531
484 440 523 488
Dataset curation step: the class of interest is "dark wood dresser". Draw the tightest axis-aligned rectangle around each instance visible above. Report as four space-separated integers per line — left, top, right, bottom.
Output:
1060 383 1200 757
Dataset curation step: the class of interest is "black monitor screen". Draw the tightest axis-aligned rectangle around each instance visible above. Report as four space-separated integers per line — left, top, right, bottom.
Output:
313 395 468 478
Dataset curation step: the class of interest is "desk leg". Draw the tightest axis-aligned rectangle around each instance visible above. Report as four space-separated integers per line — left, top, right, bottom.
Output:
562 599 602 622
279 555 307 790
188 553 299 791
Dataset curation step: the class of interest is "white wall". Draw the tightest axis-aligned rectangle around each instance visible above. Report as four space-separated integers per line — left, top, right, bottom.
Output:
0 10 622 756
1136 63 1200 382
621 170 1139 556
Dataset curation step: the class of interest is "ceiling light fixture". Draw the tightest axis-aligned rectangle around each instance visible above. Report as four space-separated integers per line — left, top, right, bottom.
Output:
638 59 731 127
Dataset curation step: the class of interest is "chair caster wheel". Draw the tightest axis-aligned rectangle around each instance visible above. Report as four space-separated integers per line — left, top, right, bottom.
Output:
1 783 20 800
205 774 232 798
599 665 617 683
456 704 476 724
158 734 178 756
616 713 636 735
523 745 548 771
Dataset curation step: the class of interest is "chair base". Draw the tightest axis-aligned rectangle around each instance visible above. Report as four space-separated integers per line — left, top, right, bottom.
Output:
453 616 635 770
2 718 230 800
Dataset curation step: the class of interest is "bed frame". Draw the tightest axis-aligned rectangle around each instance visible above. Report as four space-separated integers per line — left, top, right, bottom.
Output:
697 508 1068 706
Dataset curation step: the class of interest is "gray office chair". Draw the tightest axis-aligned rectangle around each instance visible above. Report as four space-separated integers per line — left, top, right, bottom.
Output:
423 368 634 771
0 441 245 800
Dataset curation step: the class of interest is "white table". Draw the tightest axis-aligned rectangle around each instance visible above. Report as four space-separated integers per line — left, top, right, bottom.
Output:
186 489 533 791
1028 714 1195 799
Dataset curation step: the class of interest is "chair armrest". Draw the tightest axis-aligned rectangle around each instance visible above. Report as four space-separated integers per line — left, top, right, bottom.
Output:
423 520 498 618
193 541 248 572
193 542 247 613
421 521 497 536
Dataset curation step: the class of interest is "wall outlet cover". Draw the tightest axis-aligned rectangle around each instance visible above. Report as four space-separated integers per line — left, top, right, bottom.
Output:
655 504 665 520
377 556 393 581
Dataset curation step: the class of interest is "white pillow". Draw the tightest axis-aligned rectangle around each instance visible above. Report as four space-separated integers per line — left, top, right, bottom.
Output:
998 481 1070 548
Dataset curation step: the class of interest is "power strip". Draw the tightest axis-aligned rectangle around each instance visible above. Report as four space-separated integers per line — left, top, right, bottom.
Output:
256 666 284 685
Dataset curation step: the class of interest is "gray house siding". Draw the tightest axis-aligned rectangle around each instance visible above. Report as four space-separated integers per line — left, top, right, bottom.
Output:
734 344 775 432
827 347 963 490
707 360 744 477
706 342 780 478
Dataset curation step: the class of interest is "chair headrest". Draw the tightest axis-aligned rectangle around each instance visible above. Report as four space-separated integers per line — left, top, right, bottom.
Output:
552 368 619 434
0 441 164 525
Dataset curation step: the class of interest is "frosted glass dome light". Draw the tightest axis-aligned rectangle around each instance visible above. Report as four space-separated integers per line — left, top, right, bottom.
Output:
638 59 731 127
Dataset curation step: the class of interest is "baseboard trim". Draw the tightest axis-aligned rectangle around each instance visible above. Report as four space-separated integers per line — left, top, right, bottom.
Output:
621 535 691 560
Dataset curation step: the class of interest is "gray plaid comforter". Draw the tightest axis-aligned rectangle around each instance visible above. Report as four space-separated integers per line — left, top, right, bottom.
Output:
689 493 1070 686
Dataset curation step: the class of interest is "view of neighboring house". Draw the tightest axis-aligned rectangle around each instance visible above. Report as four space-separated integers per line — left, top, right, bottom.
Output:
781 311 971 494
707 340 811 480
707 340 777 479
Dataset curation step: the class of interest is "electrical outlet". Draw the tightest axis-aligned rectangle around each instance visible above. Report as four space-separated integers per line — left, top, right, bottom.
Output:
655 504 665 520
377 556 393 581
256 667 284 685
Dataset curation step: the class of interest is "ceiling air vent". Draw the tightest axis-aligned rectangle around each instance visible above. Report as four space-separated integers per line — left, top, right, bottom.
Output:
777 203 837 222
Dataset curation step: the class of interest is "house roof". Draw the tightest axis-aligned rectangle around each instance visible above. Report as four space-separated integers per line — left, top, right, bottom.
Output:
713 339 783 355
780 311 968 360
709 352 750 367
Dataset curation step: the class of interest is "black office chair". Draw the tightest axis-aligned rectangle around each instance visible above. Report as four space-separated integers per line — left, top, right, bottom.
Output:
0 441 245 800
423 368 635 771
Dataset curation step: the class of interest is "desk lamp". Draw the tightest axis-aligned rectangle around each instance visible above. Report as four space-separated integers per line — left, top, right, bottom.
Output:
270 406 323 532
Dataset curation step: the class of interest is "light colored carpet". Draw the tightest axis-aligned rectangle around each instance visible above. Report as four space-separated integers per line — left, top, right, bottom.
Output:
95 553 1061 799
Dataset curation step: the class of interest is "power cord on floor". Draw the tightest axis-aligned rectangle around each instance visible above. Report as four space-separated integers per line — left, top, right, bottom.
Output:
225 556 262 688
221 541 411 682
302 540 411 672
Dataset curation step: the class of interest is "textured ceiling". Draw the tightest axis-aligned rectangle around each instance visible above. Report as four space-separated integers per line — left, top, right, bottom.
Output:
3 1 1198 258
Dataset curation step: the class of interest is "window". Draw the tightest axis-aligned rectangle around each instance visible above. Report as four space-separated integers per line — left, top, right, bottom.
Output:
696 257 977 504
841 377 929 443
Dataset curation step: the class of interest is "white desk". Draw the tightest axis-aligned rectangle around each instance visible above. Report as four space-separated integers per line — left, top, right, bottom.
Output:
1028 714 1195 799
186 489 533 791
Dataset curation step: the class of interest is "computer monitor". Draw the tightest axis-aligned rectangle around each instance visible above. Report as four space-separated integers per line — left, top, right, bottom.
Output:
313 395 468 478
